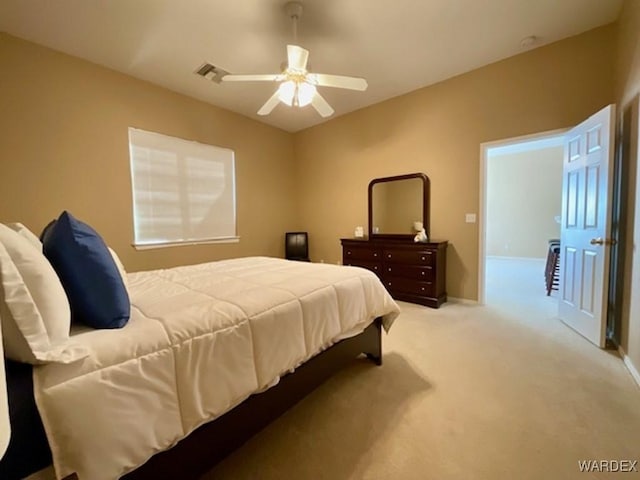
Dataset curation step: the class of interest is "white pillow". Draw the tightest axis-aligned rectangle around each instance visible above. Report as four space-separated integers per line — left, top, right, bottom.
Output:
4 222 42 250
0 224 89 364
108 247 129 291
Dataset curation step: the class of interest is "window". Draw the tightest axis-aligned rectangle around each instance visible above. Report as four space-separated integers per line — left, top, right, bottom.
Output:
128 128 237 248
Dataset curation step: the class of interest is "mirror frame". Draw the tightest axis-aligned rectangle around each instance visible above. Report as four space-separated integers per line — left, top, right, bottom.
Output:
368 172 430 240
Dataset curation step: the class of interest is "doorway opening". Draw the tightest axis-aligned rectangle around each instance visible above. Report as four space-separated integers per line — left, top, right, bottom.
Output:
479 130 567 309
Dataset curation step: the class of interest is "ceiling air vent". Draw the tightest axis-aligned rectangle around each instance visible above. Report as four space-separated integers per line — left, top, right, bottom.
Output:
195 63 229 84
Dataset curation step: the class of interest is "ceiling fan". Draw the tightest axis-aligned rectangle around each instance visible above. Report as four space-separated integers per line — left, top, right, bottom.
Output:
221 1 368 118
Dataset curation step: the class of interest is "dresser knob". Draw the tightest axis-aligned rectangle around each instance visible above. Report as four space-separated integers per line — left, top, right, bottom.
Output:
388 267 392 272
374 266 378 270
388 282 392 287
421 287 425 291
421 256 425 261
387 254 392 259
421 271 425 276
347 251 352 255
373 253 378 257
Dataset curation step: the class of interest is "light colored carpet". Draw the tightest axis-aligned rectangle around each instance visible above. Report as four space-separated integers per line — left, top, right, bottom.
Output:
202 258 640 480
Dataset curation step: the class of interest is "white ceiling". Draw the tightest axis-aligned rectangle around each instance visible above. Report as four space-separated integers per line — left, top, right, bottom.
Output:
0 0 623 132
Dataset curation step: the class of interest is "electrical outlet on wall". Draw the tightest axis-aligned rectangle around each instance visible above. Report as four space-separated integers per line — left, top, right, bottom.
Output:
465 213 477 223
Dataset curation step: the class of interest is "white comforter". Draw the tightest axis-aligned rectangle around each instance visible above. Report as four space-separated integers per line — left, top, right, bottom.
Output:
33 257 400 480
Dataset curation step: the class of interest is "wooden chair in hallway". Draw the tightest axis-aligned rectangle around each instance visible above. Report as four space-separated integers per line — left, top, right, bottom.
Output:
545 240 560 295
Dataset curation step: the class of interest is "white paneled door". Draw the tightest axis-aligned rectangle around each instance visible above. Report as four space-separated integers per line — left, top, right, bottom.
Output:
559 104 615 347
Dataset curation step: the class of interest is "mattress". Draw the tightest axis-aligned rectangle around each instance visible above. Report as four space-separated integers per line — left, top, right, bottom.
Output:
32 257 400 480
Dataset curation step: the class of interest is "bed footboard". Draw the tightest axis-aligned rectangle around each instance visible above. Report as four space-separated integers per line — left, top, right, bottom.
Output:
363 317 383 365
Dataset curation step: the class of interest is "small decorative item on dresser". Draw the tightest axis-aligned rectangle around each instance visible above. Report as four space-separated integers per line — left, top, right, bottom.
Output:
354 226 364 238
413 228 428 243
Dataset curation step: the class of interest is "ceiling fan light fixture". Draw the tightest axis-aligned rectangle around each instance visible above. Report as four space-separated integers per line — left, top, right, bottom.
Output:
278 80 296 106
278 80 316 107
296 81 316 107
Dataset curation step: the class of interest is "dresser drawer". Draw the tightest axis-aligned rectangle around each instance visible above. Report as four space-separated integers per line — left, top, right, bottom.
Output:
383 276 435 296
384 264 434 281
343 246 382 262
345 260 382 275
383 249 435 266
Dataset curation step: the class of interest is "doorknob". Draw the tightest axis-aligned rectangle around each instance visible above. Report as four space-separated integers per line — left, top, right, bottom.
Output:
590 237 616 246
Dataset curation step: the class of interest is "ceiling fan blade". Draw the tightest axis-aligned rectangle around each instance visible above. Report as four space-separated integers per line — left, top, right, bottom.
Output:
311 92 334 118
308 73 368 91
222 74 282 82
257 90 282 116
287 45 309 71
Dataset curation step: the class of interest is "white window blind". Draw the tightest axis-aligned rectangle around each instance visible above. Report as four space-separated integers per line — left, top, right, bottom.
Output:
128 128 237 248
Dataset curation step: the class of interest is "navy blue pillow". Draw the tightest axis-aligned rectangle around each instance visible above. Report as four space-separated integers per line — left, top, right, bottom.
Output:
39 219 56 242
42 211 130 329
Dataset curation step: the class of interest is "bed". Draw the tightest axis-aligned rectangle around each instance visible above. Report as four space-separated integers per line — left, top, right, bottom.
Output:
1 256 399 480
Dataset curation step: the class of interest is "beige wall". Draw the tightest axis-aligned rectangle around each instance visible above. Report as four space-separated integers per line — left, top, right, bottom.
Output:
615 0 640 379
486 146 563 258
294 25 615 299
0 33 298 272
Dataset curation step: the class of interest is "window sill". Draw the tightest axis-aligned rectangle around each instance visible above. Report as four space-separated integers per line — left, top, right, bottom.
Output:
132 237 240 250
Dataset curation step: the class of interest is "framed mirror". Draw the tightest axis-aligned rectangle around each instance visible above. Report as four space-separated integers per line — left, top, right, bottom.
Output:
368 173 430 239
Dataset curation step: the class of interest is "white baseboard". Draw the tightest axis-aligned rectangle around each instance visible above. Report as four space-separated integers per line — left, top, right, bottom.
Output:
619 346 640 389
447 296 478 306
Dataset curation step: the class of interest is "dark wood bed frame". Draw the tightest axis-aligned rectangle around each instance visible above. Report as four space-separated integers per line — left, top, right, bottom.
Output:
112 317 384 480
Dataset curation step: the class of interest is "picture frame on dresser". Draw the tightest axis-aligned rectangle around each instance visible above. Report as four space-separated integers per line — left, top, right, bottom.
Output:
342 172 448 308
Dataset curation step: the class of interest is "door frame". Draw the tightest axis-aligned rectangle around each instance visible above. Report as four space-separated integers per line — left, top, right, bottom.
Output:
478 128 569 305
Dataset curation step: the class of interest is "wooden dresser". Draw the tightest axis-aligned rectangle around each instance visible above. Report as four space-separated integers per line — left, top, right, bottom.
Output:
341 238 448 308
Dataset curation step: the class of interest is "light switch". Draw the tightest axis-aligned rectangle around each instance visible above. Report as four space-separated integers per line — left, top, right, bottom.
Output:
465 213 477 223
